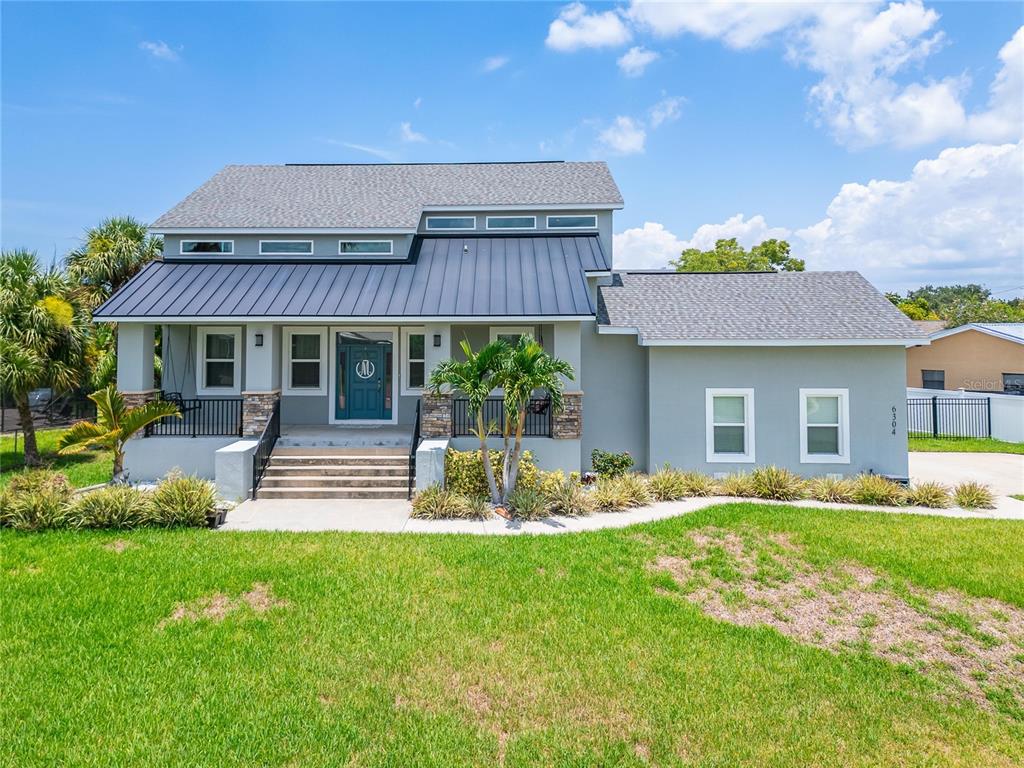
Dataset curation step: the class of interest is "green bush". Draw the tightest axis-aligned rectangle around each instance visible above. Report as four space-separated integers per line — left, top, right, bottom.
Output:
70 486 153 529
542 477 594 517
444 449 537 497
411 484 476 519
590 449 634 478
851 474 907 506
592 476 630 512
507 485 547 520
716 472 755 498
906 481 951 509
617 473 653 507
808 476 856 504
648 466 689 501
680 471 717 498
953 481 995 510
750 466 807 501
150 472 216 527
0 470 74 531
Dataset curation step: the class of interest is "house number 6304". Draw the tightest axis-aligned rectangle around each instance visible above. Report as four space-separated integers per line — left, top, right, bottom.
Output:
891 406 897 436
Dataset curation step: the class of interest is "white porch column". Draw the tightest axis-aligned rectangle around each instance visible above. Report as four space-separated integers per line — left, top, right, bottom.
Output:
553 322 582 391
423 323 451 386
116 323 157 406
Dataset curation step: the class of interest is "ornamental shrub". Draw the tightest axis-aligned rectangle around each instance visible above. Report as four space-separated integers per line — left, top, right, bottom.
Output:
906 481 951 509
507 485 547 520
648 466 689 501
150 472 216 527
680 471 717 498
851 474 907 506
444 449 537 497
590 448 634 478
807 476 856 504
716 472 756 498
543 477 594 517
0 470 74 531
953 481 995 510
70 486 153 529
750 466 807 501
411 484 477 519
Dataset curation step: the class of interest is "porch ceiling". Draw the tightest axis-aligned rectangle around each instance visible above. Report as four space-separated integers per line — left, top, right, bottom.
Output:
94 235 604 321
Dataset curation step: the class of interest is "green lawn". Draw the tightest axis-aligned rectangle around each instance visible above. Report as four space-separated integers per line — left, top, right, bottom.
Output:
3 504 1023 767
909 435 1024 454
0 426 112 489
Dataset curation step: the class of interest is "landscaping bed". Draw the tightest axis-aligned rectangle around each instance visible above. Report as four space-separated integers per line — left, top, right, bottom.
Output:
0 426 112 489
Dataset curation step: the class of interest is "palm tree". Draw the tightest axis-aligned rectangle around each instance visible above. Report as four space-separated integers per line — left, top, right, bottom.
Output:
428 339 508 504
494 336 574 502
57 385 180 480
65 216 162 309
0 250 90 466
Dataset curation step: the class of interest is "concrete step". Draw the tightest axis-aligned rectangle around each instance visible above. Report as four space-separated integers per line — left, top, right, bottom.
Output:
261 475 408 489
256 486 409 500
264 464 410 477
272 446 409 456
268 455 409 467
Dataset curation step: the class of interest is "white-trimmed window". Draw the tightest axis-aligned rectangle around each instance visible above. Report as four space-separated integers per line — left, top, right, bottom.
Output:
425 216 476 231
486 215 536 230
180 240 233 255
490 326 534 345
800 389 850 463
402 327 426 395
546 214 597 229
706 388 755 463
338 240 394 256
196 327 241 396
282 327 327 396
259 240 313 255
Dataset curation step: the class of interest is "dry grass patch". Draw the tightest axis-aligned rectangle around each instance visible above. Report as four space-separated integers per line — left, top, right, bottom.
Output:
103 539 135 553
158 582 288 628
653 526 1024 718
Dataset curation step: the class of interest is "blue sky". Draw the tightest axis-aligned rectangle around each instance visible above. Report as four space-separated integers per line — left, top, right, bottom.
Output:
3 1 1022 295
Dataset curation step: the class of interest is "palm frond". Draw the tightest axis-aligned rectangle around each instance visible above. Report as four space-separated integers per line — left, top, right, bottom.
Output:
56 421 115 454
118 399 181 439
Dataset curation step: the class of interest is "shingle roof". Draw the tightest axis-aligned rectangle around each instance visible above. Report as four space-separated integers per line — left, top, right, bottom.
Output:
913 320 947 335
151 162 623 230
597 271 927 343
94 235 604 320
932 322 1024 343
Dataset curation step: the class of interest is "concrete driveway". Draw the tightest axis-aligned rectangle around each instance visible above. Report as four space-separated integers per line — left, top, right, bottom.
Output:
909 452 1024 496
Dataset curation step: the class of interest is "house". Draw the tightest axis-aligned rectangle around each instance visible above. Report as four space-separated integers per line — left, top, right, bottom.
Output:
93 161 927 499
906 322 1024 393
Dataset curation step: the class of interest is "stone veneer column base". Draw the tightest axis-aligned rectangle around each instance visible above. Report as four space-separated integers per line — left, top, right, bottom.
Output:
121 389 159 409
242 390 281 437
552 391 583 439
420 393 453 438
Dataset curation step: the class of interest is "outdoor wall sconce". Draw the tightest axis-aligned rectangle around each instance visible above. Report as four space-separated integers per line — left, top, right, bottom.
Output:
433 334 441 347
254 333 264 347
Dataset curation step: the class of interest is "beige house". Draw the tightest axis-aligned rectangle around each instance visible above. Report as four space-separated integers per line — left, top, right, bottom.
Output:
907 323 1024 393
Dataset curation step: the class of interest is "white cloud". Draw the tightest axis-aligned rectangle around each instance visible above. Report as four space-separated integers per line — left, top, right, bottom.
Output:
482 55 510 73
627 1 815 48
680 213 791 252
399 122 427 143
322 139 398 162
617 46 659 77
139 40 181 62
613 222 686 268
966 27 1024 141
598 116 646 155
546 2 632 52
413 97 423 109
648 95 683 127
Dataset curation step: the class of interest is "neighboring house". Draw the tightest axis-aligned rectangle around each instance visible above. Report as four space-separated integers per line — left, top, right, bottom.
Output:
94 161 927 498
906 322 1024 393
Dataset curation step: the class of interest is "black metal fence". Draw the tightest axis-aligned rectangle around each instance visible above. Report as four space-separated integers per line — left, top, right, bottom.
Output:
144 397 243 437
907 396 991 439
452 396 552 438
251 399 281 498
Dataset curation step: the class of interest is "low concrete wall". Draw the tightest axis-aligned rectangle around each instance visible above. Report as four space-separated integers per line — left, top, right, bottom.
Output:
123 436 239 483
215 439 258 502
415 438 448 491
908 387 1024 443
449 437 581 474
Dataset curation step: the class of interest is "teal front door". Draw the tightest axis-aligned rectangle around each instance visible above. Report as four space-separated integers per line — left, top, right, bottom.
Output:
336 342 390 420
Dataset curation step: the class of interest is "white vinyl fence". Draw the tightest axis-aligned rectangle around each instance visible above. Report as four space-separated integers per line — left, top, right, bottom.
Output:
907 388 1024 443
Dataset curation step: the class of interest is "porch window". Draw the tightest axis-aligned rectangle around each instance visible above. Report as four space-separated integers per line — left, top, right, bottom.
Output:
282 327 327 396
180 240 233 255
800 389 850 464
402 327 426 394
486 216 536 230
196 327 241 396
426 216 476 231
546 214 597 229
259 240 313 255
705 388 755 463
490 326 534 345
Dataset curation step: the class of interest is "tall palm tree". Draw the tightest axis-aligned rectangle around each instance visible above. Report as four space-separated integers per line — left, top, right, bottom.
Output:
428 339 508 504
58 385 180 479
0 250 90 466
66 216 162 309
495 336 574 502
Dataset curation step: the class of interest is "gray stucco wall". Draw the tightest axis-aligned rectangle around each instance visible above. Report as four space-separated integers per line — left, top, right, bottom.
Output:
124 436 238 482
645 346 909 477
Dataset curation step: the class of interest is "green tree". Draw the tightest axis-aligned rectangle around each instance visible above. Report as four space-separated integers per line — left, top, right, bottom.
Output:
66 216 162 309
886 294 939 321
57 385 180 479
428 340 508 504
671 238 804 273
0 250 90 466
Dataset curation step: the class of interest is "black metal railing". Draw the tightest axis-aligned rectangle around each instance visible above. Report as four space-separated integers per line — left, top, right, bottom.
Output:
251 398 281 499
144 397 243 437
451 396 552 438
408 399 421 500
907 396 991 439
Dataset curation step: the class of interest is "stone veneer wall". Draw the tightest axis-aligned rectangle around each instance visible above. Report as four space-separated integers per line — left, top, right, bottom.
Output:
420 393 452 438
552 391 583 439
121 389 159 409
242 390 280 437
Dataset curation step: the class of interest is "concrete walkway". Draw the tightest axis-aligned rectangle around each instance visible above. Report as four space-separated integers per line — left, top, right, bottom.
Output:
222 494 1024 534
909 451 1023 496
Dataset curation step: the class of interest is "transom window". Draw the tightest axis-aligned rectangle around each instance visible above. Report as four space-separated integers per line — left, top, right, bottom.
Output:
426 216 476 231
282 327 327 396
706 388 755 463
181 240 233 255
921 369 945 390
338 240 393 256
259 240 313 255
486 216 536 230
196 327 241 396
800 389 850 464
402 328 426 394
546 214 597 229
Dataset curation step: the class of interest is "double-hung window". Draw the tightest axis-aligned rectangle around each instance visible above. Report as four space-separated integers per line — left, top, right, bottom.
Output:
196 327 241 396
402 327 426 394
282 327 326 395
799 389 850 463
705 388 755 462
921 370 945 390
